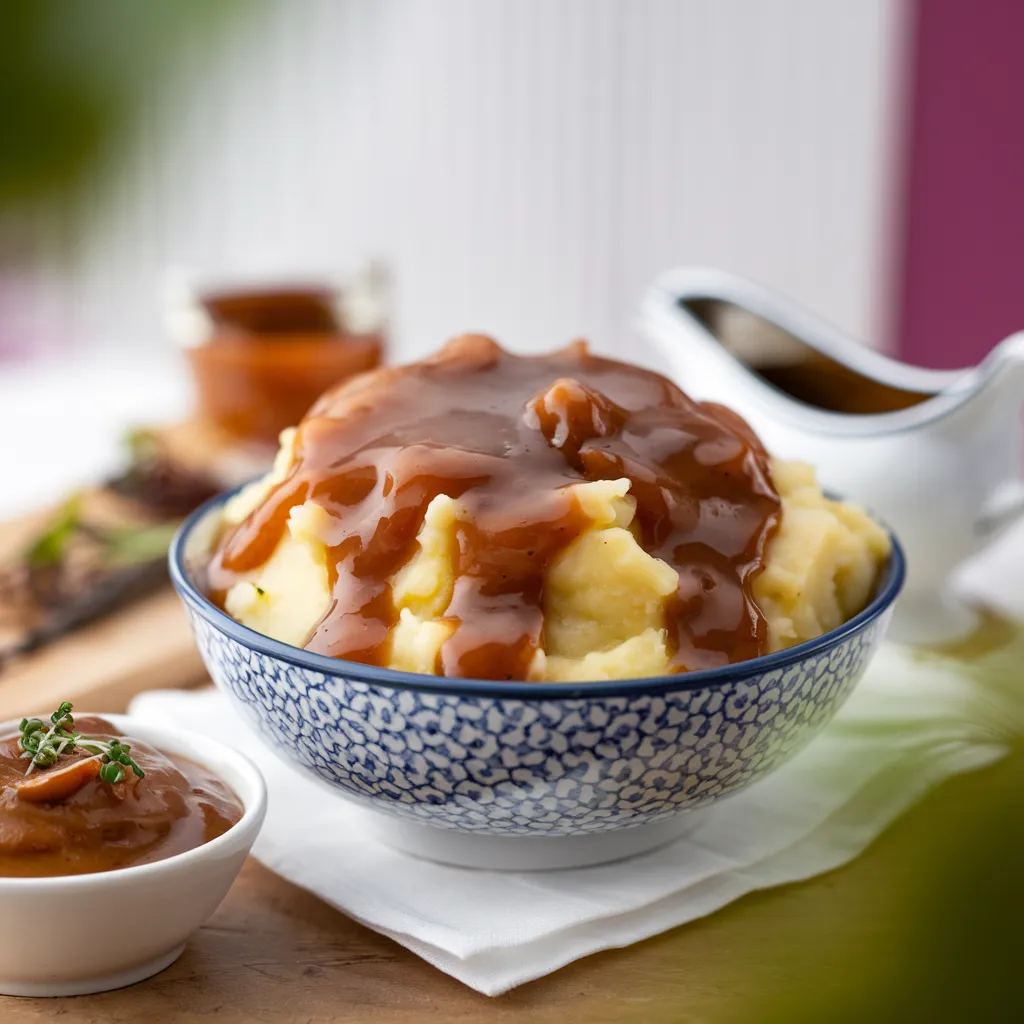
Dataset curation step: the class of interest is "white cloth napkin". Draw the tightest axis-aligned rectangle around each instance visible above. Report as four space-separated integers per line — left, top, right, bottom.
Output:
129 639 1021 996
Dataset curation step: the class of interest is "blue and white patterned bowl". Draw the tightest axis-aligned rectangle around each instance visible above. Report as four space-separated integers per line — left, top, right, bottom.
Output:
170 491 904 868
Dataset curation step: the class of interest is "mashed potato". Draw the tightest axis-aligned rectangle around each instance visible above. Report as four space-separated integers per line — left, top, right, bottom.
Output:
753 460 890 652
220 430 889 681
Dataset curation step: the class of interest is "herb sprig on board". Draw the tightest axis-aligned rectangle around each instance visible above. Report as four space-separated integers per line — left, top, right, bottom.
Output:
17 701 145 783
1 426 220 671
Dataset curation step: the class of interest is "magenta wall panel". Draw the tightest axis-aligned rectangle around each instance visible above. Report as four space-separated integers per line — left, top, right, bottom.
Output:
896 0 1024 368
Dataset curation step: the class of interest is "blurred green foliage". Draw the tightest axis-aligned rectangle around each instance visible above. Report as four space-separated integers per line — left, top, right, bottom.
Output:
739 624 1024 1024
0 0 244 216
745 752 1024 1023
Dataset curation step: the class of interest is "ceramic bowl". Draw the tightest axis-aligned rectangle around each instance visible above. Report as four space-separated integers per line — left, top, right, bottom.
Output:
170 491 904 869
0 715 267 997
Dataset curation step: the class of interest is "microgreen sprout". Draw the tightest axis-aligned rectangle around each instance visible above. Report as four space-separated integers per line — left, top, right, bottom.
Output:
17 701 145 783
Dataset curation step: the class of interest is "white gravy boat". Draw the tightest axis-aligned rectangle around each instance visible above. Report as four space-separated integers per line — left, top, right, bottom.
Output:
640 267 1024 644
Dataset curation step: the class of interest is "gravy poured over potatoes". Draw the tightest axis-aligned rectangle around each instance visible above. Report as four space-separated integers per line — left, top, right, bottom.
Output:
207 337 889 682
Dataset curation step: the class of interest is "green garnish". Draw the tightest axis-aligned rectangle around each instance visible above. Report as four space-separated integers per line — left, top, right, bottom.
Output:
17 701 145 783
102 522 179 566
123 426 162 464
24 496 84 568
19 492 177 574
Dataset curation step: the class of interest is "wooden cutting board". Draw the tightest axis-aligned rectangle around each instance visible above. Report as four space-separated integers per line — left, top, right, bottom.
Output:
0 512 207 723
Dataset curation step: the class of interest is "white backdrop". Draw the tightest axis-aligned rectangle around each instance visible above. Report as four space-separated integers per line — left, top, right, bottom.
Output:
12 0 904 364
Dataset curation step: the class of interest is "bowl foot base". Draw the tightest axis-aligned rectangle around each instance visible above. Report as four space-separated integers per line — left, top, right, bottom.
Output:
0 943 186 998
357 811 696 870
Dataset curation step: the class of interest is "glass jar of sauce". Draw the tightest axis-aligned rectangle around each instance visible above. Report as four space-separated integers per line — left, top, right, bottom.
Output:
183 277 386 445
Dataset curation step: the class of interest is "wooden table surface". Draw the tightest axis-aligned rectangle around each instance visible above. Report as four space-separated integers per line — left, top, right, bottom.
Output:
3 622 1022 1022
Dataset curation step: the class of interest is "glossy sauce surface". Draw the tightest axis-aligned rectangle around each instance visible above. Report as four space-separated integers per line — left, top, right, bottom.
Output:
755 358 933 414
0 717 242 877
208 337 782 680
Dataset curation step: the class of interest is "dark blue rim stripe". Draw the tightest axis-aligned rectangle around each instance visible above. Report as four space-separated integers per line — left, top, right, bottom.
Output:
169 487 906 700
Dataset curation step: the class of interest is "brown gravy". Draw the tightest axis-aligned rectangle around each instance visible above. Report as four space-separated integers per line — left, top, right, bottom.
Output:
754 358 933 415
0 717 242 878
201 287 341 336
208 336 782 680
682 299 933 414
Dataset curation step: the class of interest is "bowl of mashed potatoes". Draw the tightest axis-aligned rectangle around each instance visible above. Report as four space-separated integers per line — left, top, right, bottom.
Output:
170 336 904 869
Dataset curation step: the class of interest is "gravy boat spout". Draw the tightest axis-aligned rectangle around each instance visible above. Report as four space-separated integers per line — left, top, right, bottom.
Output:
640 267 1024 645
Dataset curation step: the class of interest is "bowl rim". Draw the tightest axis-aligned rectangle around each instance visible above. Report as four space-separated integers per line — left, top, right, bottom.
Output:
170 485 906 699
0 714 267 892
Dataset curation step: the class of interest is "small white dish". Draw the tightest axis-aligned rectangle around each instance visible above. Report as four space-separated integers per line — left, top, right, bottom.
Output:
0 714 267 997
